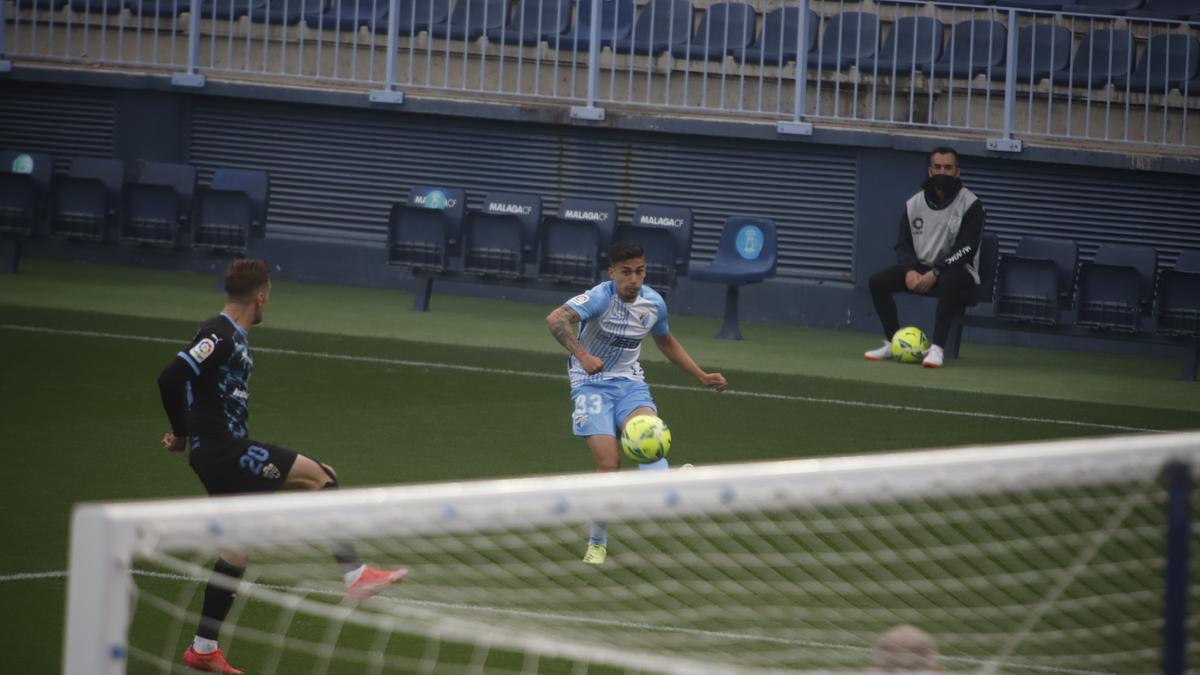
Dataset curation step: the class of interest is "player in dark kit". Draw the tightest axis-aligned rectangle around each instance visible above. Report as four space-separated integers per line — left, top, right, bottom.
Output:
157 259 406 674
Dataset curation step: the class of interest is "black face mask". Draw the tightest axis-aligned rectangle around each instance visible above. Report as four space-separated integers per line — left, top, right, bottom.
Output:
922 174 962 196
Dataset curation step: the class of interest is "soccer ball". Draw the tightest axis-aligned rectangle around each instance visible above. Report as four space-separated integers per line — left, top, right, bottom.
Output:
621 415 671 463
891 326 930 363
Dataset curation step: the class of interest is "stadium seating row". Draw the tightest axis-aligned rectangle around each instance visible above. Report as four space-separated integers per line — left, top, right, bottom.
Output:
386 186 777 337
948 234 1200 379
0 151 270 263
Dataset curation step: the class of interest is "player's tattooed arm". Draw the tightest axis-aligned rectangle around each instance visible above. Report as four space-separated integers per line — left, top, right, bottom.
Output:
547 304 604 373
546 304 585 355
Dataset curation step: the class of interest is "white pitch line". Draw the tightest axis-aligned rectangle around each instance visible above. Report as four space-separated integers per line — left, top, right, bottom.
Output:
0 568 1112 675
0 323 1164 433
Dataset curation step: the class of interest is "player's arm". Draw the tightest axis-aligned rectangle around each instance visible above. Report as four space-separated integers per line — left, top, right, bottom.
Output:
652 332 727 392
546 304 603 374
157 356 194 452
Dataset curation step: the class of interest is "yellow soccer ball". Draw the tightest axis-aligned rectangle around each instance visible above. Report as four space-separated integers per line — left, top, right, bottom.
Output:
621 415 672 463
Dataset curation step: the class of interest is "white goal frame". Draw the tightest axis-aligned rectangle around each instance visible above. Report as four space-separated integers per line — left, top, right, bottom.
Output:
63 432 1200 674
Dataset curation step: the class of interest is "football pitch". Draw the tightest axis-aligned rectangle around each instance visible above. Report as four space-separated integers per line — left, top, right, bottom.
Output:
0 260 1197 673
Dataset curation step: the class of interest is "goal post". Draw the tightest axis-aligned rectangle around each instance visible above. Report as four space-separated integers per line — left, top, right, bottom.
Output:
64 432 1199 674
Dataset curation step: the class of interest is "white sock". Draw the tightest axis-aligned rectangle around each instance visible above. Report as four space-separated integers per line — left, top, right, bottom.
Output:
343 564 366 586
192 636 219 654
638 458 669 471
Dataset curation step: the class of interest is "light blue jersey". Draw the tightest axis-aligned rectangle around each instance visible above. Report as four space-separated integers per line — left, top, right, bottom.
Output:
564 281 670 389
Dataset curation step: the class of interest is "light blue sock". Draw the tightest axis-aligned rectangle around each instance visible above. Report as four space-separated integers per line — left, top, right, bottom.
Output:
638 458 670 471
588 521 608 546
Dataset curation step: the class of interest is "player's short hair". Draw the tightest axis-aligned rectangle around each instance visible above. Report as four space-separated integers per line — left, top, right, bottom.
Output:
929 146 958 165
608 240 645 265
225 259 271 302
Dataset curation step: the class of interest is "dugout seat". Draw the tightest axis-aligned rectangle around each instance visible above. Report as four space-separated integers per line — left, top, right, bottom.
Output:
861 16 945 76
922 20 1006 79
1154 250 1200 338
1051 28 1135 88
733 7 818 66
1075 243 1157 332
486 0 571 46
688 215 777 339
612 0 694 57
388 186 467 272
0 150 53 240
1112 33 1200 94
994 236 1077 325
669 2 757 62
121 161 196 248
986 24 1071 83
463 191 542 278
536 198 617 286
808 12 880 71
559 0 635 52
194 168 269 253
615 204 693 290
50 157 125 242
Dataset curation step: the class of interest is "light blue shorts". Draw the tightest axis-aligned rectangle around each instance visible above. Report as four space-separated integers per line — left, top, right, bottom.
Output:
569 379 657 438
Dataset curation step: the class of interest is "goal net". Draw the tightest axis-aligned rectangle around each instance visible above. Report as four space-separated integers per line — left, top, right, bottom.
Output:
65 432 1199 674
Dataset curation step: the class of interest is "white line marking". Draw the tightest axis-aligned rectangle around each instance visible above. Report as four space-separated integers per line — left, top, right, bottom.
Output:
0 568 1112 674
0 323 1163 433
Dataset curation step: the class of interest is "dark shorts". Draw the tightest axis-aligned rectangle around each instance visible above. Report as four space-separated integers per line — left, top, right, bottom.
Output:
189 437 300 496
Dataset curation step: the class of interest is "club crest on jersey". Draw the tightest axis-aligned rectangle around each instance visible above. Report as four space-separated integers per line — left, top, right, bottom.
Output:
188 336 220 363
573 414 589 428
261 463 281 480
569 294 589 306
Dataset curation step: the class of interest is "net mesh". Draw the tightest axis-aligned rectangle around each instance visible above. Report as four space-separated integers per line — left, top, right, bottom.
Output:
72 435 1200 674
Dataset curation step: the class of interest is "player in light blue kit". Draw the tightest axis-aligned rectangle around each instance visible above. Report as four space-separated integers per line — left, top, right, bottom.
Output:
546 240 727 565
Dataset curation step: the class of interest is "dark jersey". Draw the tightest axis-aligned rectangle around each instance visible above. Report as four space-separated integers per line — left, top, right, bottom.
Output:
159 313 254 444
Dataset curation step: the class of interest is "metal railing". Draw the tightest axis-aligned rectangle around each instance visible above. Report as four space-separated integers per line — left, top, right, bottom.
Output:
3 0 1198 148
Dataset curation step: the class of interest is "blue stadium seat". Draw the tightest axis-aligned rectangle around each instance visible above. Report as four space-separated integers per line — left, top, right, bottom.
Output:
1155 250 1200 337
1052 28 1135 87
250 0 327 25
612 0 694 57
70 0 128 13
1112 33 1200 93
1076 243 1157 332
1063 0 1144 15
922 20 1005 79
387 186 467 272
861 16 944 76
51 157 124 242
993 0 1065 10
986 24 1071 83
121 161 196 248
995 236 1078 325
537 198 617 286
199 0 264 20
0 151 53 240
306 0 388 32
1127 0 1200 19
128 0 191 16
807 12 880 71
463 191 542 278
431 0 512 40
486 0 571 46
688 216 777 340
383 0 452 33
733 7 818 66
669 2 756 61
615 204 693 289
194 168 269 253
16 0 70 9
559 0 635 52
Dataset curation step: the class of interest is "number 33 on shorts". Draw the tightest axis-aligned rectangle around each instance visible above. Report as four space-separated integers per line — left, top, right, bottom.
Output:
573 393 606 431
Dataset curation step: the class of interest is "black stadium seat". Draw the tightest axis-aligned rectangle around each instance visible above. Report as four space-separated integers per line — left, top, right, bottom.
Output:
808 12 880 71
995 236 1078 325
537 197 617 286
387 186 467 272
307 0 389 32
486 0 571 46
922 19 1006 79
862 16 945 76
432 0 513 41
0 150 53 240
733 7 819 67
986 24 1071 83
1113 33 1200 94
1076 243 1157 332
669 2 757 62
1127 0 1200 19
51 157 125 242
1155 250 1200 337
194 168 269 254
559 0 634 52
463 191 542 278
1051 28 1135 88
121 161 196 248
615 203 693 290
612 0 694 57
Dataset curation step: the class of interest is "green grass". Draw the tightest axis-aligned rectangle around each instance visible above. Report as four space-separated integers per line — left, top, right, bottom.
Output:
0 260 1195 673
